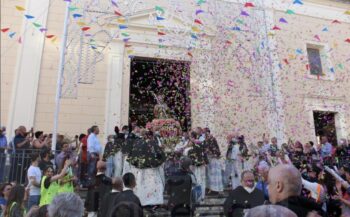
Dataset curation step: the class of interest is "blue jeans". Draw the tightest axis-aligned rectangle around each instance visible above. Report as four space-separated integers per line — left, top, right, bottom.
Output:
106 156 114 177
27 195 40 210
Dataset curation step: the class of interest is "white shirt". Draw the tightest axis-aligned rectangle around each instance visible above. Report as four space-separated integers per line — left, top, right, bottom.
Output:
27 165 42 196
230 145 240 160
87 133 102 154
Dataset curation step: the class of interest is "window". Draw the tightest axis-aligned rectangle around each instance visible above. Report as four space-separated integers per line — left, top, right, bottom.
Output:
307 47 323 76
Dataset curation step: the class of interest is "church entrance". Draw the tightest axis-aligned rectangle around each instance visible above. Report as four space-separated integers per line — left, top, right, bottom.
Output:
313 111 338 145
129 57 191 131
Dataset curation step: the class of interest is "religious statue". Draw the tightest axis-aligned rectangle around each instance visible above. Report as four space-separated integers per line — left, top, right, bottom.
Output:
147 92 181 154
153 94 171 119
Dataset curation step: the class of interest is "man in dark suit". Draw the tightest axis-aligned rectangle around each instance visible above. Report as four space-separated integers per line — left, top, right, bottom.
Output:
111 173 143 217
99 177 123 217
85 161 112 216
224 170 265 217
167 156 195 217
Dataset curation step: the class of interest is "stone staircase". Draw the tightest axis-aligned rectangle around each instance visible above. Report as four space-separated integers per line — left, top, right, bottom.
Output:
79 190 227 217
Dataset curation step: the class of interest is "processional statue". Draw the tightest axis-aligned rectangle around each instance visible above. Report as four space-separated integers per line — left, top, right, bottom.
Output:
147 92 181 153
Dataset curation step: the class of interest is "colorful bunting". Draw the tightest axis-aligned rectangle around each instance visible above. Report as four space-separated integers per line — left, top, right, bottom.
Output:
244 2 254 8
286 9 295 15
195 9 204 15
15 6 25 11
81 27 90 31
293 0 303 5
194 19 203 25
241 11 249 16
155 6 164 13
279 18 288 23
9 32 16 38
33 23 41 28
111 0 118 7
1 28 10 33
25 15 35 19
68 6 78 11
119 25 128 29
314 35 321 41
272 26 281 30
73 14 83 18
114 10 122 16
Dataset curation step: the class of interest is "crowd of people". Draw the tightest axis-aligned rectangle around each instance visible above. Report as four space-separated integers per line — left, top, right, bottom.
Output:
0 124 349 217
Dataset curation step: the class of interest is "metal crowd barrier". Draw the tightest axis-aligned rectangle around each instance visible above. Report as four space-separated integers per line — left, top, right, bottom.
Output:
0 149 61 185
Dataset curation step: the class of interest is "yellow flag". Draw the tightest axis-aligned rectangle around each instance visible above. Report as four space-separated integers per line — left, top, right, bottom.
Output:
15 6 25 11
345 10 350 15
192 26 200 33
117 18 126 24
76 21 86 26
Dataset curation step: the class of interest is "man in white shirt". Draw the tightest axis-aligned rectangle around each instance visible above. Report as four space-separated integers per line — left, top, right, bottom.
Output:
27 153 42 209
87 126 102 178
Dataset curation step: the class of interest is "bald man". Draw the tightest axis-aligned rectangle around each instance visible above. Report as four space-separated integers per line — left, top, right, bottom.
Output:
245 205 297 217
99 177 124 217
268 164 323 217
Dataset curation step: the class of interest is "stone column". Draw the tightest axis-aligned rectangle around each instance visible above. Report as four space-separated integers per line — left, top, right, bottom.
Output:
104 41 125 136
7 0 50 137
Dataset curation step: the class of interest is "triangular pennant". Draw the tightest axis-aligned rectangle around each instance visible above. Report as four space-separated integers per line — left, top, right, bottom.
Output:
73 14 83 18
194 19 203 25
279 18 288 23
155 6 165 13
114 10 122 16
15 6 25 11
244 2 254 7
1 28 10 33
33 23 41 28
25 15 35 19
9 32 16 38
286 9 295 15
293 0 303 5
81 27 90 31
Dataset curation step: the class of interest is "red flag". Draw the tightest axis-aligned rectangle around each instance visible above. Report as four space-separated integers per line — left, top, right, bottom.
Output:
114 10 122 16
1 28 10 33
283 59 289 65
46 35 54 38
345 38 350 43
272 26 281 30
158 32 166 36
194 19 203 25
81 27 90 31
125 44 132 47
244 2 254 7
332 19 341 24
